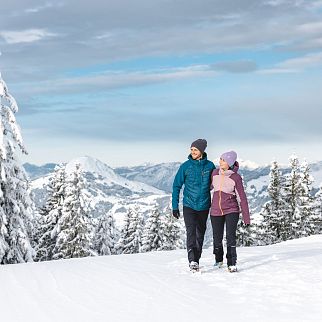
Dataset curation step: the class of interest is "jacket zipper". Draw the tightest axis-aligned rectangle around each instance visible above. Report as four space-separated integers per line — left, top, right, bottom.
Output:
196 160 201 206
219 171 225 216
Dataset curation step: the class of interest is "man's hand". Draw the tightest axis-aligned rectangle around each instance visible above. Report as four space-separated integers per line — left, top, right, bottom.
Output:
172 209 180 219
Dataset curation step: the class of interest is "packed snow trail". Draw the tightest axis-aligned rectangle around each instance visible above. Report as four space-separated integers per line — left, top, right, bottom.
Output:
1 235 322 322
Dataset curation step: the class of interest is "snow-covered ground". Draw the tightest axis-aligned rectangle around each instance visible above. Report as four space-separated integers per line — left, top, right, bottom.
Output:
1 236 322 322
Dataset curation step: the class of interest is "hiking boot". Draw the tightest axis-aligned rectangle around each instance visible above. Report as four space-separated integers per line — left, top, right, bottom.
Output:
189 261 199 272
214 261 223 268
228 265 238 273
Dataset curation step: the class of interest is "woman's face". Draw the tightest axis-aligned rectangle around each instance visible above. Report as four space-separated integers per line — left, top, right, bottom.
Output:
219 158 229 170
190 147 202 160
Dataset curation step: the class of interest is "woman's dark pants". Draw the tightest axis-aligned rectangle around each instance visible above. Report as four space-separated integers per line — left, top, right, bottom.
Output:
210 212 239 266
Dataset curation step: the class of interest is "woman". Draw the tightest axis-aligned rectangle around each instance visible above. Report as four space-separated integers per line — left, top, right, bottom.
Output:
172 139 215 272
210 151 250 272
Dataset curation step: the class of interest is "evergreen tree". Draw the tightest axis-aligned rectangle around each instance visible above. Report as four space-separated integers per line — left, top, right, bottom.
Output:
121 205 143 254
313 184 322 234
236 176 255 246
160 204 184 250
281 155 301 240
236 174 258 246
141 204 163 252
115 207 131 254
294 161 315 238
259 161 284 244
35 165 66 261
258 203 276 245
236 218 258 246
268 161 283 221
202 216 213 249
0 72 34 264
94 211 118 256
30 207 42 252
52 164 93 259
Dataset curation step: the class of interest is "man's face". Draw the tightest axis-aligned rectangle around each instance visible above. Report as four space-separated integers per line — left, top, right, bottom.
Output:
190 147 202 160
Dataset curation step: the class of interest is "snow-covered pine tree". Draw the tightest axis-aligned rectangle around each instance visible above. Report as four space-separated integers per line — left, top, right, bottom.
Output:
160 204 184 250
141 204 163 252
236 173 257 246
94 210 118 256
121 205 143 254
294 161 315 238
35 165 66 261
29 206 41 251
236 219 258 246
281 155 301 241
52 164 93 259
258 203 274 245
0 72 34 264
313 184 322 234
258 161 284 244
115 207 131 254
202 216 213 249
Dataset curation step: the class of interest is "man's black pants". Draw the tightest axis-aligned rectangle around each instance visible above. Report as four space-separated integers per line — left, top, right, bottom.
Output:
183 206 209 264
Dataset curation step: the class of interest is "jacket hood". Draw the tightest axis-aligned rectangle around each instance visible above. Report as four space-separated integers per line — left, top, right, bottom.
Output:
232 161 239 173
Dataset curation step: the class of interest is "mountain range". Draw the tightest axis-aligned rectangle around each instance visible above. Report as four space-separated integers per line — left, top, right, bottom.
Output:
29 156 168 226
25 156 322 216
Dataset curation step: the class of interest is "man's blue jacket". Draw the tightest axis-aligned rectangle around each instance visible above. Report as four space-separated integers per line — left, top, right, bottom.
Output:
172 153 215 211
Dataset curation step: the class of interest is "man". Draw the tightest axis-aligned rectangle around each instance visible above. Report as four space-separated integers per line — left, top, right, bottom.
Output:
172 139 215 271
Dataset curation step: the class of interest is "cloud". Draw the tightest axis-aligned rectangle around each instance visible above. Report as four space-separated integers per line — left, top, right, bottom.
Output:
259 51 322 73
286 37 322 51
211 60 257 73
12 65 216 96
0 29 56 44
24 2 64 14
257 68 297 74
264 0 322 10
297 21 322 34
21 84 322 145
303 0 322 10
278 51 322 69
0 0 321 79
0 0 321 162
264 0 286 6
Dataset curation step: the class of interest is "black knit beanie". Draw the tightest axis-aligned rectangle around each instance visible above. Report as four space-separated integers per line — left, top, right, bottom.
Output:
190 139 207 154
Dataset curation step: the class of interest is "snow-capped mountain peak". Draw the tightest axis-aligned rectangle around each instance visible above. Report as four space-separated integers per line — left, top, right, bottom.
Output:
64 156 164 195
238 159 261 170
65 156 117 179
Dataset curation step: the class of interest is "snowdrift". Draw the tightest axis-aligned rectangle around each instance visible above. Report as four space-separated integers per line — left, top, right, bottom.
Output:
1 235 322 322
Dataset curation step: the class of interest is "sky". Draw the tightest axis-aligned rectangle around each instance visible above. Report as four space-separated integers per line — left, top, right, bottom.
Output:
1 0 322 167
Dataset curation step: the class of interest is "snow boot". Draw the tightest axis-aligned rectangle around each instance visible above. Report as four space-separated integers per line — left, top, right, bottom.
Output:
214 261 223 268
228 265 238 273
189 261 199 272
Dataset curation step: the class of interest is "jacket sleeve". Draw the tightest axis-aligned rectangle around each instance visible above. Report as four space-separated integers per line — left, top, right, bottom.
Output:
234 175 250 224
210 166 216 190
172 164 186 210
